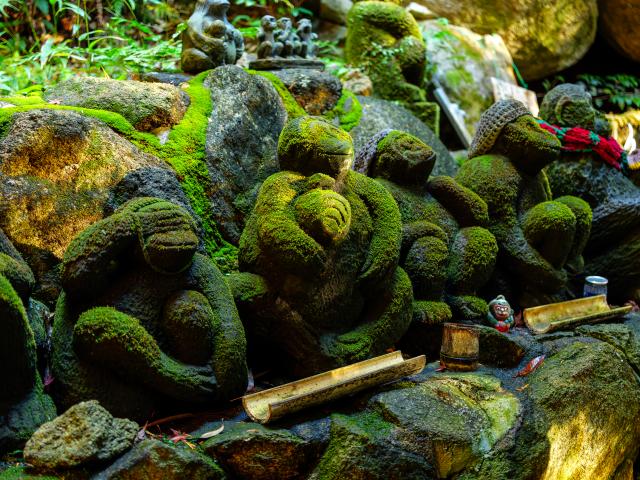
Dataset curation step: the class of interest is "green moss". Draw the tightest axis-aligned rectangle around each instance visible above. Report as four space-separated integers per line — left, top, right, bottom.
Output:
345 1 433 128
412 299 452 325
248 69 306 119
447 227 498 292
0 466 59 480
324 90 363 132
0 94 46 106
0 73 230 260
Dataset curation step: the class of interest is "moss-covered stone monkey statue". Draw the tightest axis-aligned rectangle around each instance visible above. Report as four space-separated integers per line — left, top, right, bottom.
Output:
0 229 55 453
355 130 497 355
233 116 413 376
345 0 439 130
52 198 247 419
456 99 592 307
540 84 640 303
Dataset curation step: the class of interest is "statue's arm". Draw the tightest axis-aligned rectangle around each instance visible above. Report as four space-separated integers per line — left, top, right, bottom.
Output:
349 172 402 285
254 173 327 274
427 176 490 227
192 254 248 400
61 212 139 299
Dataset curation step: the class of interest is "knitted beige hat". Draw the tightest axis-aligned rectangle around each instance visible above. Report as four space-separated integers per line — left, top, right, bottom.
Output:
468 99 532 159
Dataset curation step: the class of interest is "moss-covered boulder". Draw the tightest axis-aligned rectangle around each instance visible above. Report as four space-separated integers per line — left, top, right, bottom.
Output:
52 198 247 419
0 230 56 454
202 422 314 480
94 440 226 480
414 0 598 80
371 374 519 478
309 412 436 479
467 341 640 479
421 20 517 138
0 108 181 302
44 77 189 132
23 400 137 470
235 116 412 376
600 0 640 62
345 0 439 130
204 66 287 244
456 100 592 308
270 69 343 116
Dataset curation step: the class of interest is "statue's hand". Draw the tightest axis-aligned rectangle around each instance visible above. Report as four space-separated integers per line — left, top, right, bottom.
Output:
324 331 373 365
294 189 351 246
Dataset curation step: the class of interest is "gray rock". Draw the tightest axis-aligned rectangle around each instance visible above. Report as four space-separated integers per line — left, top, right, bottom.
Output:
477 325 527 368
202 422 313 480
0 388 56 455
203 66 287 244
270 69 342 115
320 0 353 25
350 96 457 177
93 439 226 480
415 0 598 80
44 77 190 132
138 72 193 86
576 319 640 373
24 400 138 469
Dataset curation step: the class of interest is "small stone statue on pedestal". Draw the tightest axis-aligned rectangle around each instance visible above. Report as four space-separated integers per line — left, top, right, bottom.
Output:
181 0 244 74
250 15 323 70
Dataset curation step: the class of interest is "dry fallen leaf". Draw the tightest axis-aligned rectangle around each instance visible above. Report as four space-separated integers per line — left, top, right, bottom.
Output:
199 422 225 440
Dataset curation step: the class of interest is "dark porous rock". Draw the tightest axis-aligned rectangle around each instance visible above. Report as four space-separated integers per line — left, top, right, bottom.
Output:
270 69 342 115
0 108 170 303
104 167 204 245
138 72 193 86
44 77 190 132
309 412 436 480
93 439 226 480
23 400 138 470
350 96 457 177
477 325 526 368
468 341 640 479
204 66 287 244
368 374 519 479
202 422 314 480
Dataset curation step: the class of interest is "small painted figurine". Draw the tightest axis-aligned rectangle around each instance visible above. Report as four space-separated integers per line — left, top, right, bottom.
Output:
487 295 514 332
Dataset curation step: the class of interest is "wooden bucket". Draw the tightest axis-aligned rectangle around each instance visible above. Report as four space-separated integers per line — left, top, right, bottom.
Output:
440 323 479 371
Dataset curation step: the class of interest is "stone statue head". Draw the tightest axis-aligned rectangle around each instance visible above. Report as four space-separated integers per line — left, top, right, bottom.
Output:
119 198 199 274
368 130 436 187
297 18 312 36
206 0 230 16
470 99 560 175
278 116 354 184
261 15 277 32
539 83 596 130
277 17 293 31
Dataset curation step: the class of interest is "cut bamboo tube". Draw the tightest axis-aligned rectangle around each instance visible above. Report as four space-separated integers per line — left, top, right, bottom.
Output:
242 351 426 424
524 295 632 334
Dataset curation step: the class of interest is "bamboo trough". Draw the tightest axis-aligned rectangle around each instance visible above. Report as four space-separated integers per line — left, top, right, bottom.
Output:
524 295 632 335
242 351 426 424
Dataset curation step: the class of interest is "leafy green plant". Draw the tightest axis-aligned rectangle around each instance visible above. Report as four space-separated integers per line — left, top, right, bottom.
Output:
542 73 640 113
